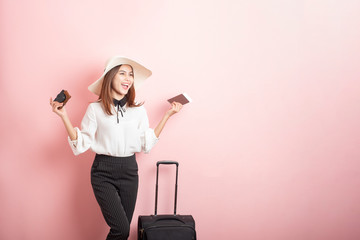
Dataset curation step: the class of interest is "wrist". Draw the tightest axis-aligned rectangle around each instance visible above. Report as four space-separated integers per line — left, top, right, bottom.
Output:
164 112 172 119
61 113 69 122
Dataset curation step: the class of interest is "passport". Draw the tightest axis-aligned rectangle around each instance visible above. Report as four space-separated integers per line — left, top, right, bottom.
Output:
167 93 192 105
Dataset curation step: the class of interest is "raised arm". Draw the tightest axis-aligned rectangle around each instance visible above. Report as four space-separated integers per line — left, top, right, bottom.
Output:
50 98 77 141
154 102 183 138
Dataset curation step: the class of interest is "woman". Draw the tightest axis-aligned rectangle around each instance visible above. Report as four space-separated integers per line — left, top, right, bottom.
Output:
50 56 182 240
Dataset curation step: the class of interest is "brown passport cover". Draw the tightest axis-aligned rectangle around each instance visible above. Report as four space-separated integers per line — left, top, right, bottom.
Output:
167 93 191 105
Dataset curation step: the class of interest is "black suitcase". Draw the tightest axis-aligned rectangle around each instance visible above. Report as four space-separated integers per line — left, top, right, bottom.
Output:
138 161 196 240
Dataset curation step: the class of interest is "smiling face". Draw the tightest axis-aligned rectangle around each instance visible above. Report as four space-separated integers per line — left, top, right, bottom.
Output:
111 64 134 99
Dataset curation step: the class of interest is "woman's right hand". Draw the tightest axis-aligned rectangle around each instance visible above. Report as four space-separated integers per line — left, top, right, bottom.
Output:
50 98 67 118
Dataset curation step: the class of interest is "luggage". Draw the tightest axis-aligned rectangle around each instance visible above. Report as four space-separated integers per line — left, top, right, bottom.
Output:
138 161 196 240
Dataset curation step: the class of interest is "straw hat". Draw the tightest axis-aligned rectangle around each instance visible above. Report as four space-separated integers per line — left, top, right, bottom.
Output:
88 56 152 95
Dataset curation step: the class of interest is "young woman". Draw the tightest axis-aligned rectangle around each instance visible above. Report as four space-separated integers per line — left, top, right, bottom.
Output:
50 56 182 240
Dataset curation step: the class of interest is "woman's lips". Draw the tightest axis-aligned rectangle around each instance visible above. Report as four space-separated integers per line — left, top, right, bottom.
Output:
121 83 129 90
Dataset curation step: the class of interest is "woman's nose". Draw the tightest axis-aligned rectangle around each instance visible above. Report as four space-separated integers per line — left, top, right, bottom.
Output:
126 75 133 81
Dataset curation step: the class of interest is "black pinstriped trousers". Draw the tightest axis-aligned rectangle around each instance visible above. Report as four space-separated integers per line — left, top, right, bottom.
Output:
91 154 139 240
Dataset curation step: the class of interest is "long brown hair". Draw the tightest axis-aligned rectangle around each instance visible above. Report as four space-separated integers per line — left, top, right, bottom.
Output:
98 65 143 115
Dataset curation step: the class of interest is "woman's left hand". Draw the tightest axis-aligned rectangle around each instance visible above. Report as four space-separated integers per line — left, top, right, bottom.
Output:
154 101 184 138
166 102 183 118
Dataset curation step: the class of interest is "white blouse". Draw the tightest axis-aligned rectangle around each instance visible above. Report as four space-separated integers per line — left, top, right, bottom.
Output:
68 102 159 157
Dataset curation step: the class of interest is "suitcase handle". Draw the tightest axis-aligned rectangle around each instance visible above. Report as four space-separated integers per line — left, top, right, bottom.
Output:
155 161 179 216
153 217 186 224
157 161 179 167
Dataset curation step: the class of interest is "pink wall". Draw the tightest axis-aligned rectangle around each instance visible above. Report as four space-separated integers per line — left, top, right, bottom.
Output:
1 0 360 239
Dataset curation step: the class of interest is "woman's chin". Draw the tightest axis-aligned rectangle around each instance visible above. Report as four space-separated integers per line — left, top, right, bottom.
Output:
112 89 128 98
121 90 129 96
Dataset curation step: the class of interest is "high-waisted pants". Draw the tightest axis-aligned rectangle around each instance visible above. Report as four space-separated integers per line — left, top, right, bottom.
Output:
91 154 138 240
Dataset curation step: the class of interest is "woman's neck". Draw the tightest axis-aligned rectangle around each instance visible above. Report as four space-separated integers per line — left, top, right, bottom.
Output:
111 90 125 101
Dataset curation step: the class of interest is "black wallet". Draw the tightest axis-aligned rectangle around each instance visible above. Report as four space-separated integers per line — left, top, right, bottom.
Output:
54 90 71 108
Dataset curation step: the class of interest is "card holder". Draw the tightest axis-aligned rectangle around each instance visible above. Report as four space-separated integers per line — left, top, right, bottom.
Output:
54 90 71 109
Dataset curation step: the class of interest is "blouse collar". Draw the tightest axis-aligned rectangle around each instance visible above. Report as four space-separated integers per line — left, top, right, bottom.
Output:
113 96 127 108
113 97 127 123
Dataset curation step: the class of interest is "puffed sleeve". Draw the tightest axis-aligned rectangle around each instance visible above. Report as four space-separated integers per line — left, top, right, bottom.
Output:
139 106 159 153
68 104 97 155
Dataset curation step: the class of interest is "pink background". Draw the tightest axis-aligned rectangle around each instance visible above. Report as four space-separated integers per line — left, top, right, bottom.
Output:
1 0 360 239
